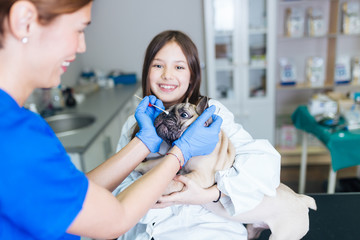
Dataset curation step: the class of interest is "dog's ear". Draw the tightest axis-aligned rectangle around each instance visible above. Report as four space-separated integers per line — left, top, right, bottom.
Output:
196 96 209 114
196 97 213 127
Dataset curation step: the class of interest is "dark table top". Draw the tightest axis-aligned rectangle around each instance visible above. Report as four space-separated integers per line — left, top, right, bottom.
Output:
258 193 360 240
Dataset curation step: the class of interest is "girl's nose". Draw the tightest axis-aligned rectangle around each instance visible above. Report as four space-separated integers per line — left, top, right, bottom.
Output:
162 67 173 80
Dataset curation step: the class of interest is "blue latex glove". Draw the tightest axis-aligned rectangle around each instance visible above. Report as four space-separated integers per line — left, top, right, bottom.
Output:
173 105 223 164
135 95 165 152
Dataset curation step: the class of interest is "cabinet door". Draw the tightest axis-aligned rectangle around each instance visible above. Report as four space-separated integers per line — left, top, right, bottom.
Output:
204 0 240 117
105 98 136 155
82 132 107 173
204 0 276 143
68 153 83 171
81 98 138 173
240 0 276 142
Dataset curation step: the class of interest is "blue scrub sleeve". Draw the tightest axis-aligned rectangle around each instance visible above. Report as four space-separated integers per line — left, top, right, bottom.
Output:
0 89 88 240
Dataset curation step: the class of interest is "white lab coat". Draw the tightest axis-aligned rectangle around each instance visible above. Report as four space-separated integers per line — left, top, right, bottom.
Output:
113 99 281 240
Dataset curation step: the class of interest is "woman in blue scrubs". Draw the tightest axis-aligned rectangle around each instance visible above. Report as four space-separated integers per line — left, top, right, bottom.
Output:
0 1 222 239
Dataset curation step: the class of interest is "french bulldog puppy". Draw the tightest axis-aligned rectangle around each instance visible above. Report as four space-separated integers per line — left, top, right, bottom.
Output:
135 96 317 240
135 96 235 194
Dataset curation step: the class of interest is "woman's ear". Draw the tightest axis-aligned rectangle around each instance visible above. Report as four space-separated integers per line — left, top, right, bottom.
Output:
8 1 37 42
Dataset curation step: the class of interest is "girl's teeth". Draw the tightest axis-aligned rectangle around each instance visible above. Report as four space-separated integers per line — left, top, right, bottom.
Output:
160 85 175 89
62 62 70 67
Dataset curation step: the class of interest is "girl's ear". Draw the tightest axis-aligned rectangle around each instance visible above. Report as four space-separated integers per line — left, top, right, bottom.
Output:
8 1 37 41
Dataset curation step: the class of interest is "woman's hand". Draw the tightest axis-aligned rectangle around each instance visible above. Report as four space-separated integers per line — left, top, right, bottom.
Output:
153 175 219 208
135 95 164 152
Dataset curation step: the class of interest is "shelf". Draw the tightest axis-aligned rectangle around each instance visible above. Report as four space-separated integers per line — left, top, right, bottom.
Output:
249 63 267 69
249 28 267 35
214 59 234 68
278 34 336 41
277 82 334 90
277 145 328 155
215 30 233 37
277 82 360 91
334 83 360 90
279 33 360 41
337 33 360 38
214 61 268 70
276 145 331 166
279 0 334 5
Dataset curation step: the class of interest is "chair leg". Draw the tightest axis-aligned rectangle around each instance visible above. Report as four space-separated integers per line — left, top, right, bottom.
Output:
299 132 308 194
327 167 337 194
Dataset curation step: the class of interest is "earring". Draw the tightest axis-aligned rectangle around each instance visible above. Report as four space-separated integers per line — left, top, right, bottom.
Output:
21 37 29 44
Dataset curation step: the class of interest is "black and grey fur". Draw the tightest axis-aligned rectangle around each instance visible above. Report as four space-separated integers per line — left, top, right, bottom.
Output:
154 97 212 145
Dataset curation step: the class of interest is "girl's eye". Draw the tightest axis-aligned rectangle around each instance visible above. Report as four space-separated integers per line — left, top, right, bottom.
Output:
176 66 185 70
153 64 162 69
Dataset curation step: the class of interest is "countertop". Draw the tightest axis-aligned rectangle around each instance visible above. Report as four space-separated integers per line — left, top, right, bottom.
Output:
54 83 140 153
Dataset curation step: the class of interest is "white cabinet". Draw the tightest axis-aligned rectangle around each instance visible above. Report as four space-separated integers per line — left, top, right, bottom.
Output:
82 99 135 173
204 0 277 143
70 99 136 173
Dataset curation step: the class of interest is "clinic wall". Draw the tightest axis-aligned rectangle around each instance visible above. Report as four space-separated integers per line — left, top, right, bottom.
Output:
62 0 206 89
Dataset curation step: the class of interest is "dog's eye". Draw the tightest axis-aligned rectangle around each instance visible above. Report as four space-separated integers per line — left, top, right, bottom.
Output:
180 112 190 118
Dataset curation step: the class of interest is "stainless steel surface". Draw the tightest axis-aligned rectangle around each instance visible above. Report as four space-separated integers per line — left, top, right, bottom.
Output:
46 113 96 137
51 83 140 153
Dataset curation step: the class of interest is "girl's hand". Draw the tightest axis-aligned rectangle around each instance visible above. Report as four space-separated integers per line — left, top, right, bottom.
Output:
153 175 218 208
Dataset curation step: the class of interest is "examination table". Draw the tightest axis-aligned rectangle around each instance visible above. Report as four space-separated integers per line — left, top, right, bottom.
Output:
257 193 360 240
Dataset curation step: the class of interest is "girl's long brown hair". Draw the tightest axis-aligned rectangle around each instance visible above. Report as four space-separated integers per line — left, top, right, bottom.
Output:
142 30 202 104
132 30 203 139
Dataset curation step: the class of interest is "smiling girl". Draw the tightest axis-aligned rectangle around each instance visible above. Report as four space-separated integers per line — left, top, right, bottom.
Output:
114 30 281 240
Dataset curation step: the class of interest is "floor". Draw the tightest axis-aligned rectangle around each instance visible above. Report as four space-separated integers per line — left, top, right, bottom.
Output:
281 164 360 193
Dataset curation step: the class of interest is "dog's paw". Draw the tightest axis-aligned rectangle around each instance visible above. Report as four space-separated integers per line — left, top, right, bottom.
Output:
247 223 269 240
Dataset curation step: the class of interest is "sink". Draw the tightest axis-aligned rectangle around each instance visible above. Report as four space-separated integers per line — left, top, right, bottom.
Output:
45 113 96 137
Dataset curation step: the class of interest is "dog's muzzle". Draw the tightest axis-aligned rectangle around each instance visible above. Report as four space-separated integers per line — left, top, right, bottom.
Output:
154 112 182 145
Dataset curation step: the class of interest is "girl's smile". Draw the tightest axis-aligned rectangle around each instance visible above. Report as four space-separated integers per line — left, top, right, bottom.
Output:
159 84 178 91
149 41 191 107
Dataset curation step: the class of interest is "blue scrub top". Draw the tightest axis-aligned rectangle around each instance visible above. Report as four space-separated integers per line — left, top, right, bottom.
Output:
0 89 88 240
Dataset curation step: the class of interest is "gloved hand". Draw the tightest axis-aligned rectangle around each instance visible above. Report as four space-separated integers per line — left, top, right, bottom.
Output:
135 95 165 152
173 105 223 164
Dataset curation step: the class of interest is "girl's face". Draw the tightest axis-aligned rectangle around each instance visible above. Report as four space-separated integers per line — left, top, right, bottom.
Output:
149 41 191 108
29 3 92 88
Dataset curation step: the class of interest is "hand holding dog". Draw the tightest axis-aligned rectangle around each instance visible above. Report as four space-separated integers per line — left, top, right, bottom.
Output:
173 105 223 164
153 175 217 208
135 95 165 152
